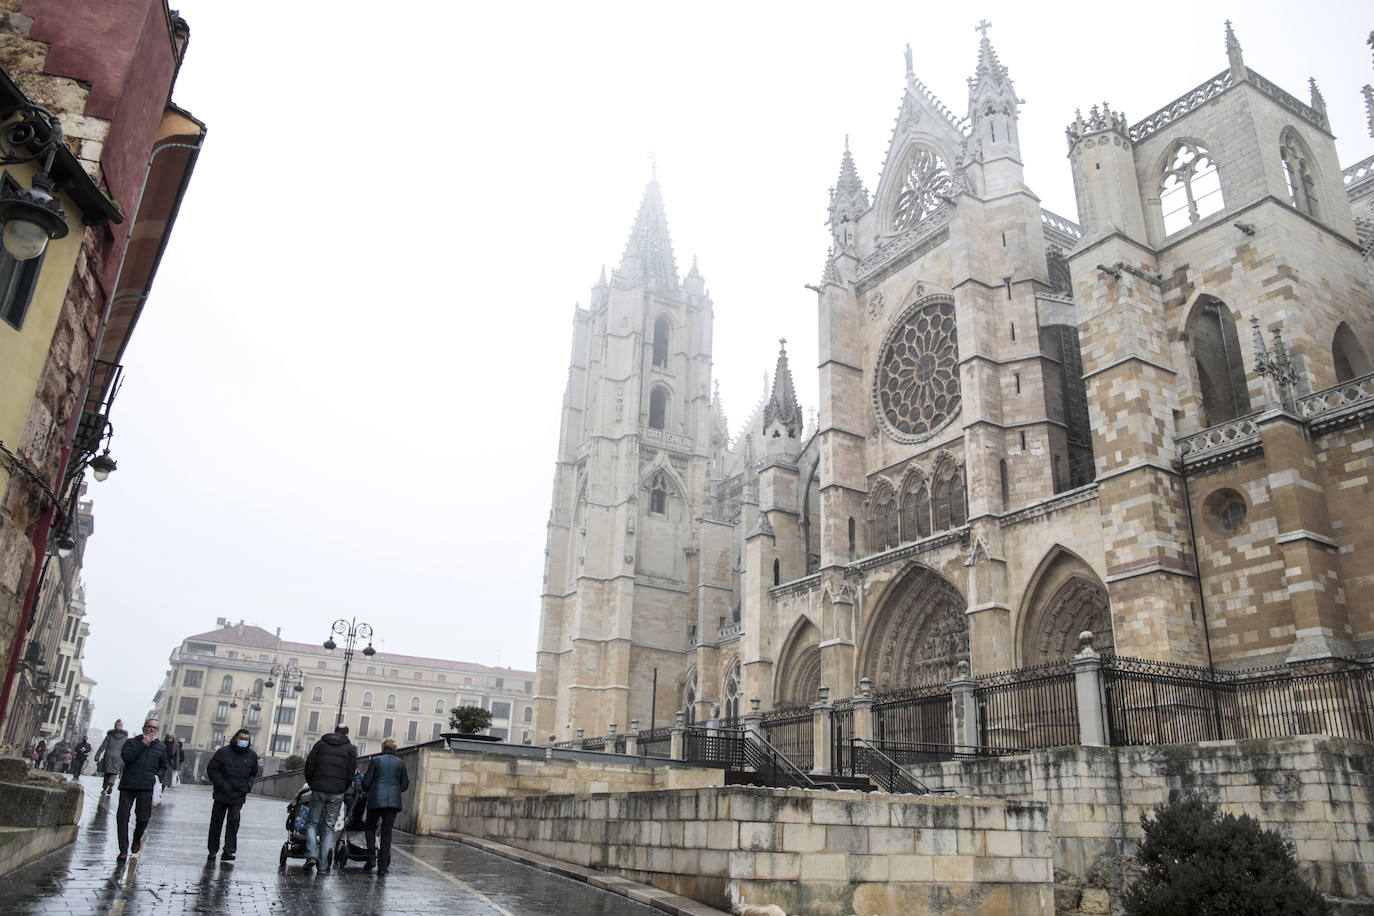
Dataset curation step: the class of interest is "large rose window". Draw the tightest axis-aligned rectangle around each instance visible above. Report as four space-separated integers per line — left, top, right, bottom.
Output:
873 297 960 442
891 146 952 231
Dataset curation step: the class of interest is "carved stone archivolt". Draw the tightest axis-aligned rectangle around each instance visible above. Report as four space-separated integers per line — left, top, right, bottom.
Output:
1024 575 1112 664
861 567 968 689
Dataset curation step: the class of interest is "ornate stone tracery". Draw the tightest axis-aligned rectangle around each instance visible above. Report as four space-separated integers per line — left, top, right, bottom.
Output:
892 145 953 231
873 297 961 443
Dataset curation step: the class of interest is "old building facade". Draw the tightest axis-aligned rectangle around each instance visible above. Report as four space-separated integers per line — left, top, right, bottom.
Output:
537 24 1374 740
150 622 536 776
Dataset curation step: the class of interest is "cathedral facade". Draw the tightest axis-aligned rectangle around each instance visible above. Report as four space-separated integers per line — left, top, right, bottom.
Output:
535 25 1374 740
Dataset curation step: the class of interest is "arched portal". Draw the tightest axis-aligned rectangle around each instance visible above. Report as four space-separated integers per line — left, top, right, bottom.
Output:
1018 548 1113 665
858 565 968 689
775 618 822 705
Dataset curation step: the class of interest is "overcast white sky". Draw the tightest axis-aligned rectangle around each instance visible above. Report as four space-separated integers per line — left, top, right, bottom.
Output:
75 1 1374 730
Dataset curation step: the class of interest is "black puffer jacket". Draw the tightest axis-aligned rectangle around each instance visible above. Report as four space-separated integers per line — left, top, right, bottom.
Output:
207 742 259 805
118 735 167 792
304 733 357 794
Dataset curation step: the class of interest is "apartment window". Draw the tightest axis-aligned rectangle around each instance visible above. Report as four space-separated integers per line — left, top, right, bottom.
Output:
275 707 295 725
288 658 298 667
383 718 394 738
312 686 323 703
362 691 373 708
215 702 229 721
272 735 291 754
226 651 237 658
357 741 367 756
183 669 203 688
491 701 511 719
307 711 320 733
437 674 445 682
247 706 260 724
259 654 269 661
318 661 328 670
220 676 233 693
432 722 443 741
433 698 444 715
523 706 533 723
410 696 421 713
390 669 399 677
177 697 198 716
386 694 396 710
305 738 316 753
414 672 423 680
490 727 507 741
0 237 44 331
366 666 375 674
524 680 533 693
174 725 193 743
359 715 370 737
495 678 504 690
212 730 226 747
406 720 418 743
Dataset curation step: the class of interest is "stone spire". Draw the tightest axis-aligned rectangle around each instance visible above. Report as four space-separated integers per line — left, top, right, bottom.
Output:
828 136 868 254
762 339 803 437
618 175 679 291
965 20 1022 192
1309 78 1326 117
710 380 730 449
1225 21 1246 81
970 19 1008 90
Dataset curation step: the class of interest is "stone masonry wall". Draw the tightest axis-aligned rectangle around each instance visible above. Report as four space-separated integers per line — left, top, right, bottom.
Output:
908 736 1374 900
450 785 1053 916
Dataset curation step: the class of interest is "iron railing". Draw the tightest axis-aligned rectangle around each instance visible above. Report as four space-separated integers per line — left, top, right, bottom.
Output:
831 700 853 775
1101 654 1374 746
976 661 1079 749
638 727 672 759
683 726 746 769
743 728 839 791
846 738 939 795
873 682 952 747
760 705 813 771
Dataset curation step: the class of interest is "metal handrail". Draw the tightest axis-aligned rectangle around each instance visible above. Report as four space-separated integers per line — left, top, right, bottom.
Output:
848 738 951 795
743 727 839 791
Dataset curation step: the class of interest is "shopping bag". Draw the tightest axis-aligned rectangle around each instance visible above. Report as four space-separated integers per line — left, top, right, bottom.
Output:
171 771 181 788
152 781 164 806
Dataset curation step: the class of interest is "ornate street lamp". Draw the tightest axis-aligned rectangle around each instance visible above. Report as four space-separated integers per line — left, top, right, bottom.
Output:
323 618 375 729
264 664 304 757
0 103 70 260
228 688 263 729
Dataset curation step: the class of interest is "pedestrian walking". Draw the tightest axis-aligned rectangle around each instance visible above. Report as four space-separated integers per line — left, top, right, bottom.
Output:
301 724 356 873
115 718 167 861
93 719 128 795
362 737 408 874
162 734 184 789
205 728 258 862
70 737 91 777
30 739 45 769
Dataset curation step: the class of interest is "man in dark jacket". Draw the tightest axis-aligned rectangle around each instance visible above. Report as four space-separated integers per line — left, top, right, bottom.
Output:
116 718 168 860
205 728 259 861
362 737 409 873
70 738 91 778
302 724 357 873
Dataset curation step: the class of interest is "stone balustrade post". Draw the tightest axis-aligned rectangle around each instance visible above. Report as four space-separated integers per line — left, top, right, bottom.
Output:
605 722 617 753
852 676 875 743
1071 632 1107 747
575 727 585 749
669 711 686 761
810 685 834 775
625 719 639 756
948 661 979 749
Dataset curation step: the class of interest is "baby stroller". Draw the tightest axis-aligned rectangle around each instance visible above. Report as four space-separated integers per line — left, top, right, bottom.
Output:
331 790 370 870
279 785 313 868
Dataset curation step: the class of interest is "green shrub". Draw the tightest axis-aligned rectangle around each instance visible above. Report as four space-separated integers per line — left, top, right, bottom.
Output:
448 705 493 734
1124 793 1330 916
283 754 306 771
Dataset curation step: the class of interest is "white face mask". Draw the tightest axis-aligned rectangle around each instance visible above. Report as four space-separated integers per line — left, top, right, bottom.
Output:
235 739 249 748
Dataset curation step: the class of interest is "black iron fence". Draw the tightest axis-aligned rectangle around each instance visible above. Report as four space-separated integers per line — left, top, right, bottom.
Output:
1102 654 1374 746
873 682 953 746
761 705 813 771
638 727 672 759
975 660 1079 749
831 700 853 774
683 726 746 769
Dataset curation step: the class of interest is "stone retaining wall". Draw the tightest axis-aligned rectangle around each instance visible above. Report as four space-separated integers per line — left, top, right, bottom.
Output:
451 786 1053 916
908 736 1374 900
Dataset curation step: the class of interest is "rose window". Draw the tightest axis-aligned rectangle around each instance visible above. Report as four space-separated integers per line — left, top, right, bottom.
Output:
873 298 960 442
891 146 952 231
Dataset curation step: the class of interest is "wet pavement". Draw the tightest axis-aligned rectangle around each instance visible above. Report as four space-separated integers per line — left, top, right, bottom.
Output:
0 775 664 915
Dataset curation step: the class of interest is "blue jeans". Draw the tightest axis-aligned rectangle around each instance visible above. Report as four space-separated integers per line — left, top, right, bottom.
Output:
304 791 344 865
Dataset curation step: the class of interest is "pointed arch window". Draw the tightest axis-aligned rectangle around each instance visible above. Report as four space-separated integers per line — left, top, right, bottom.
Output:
874 502 889 551
891 145 953 231
652 316 670 367
902 490 920 541
773 559 780 586
847 517 856 560
648 387 668 430
1332 322 1372 382
933 466 966 531
1161 141 1224 235
1186 298 1251 426
649 472 668 515
1280 129 1317 216
885 497 898 548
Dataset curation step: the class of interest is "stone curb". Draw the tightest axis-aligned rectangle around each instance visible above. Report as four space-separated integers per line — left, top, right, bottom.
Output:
431 830 731 916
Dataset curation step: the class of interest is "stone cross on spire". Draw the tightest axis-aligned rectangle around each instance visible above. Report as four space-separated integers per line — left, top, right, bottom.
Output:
975 19 992 39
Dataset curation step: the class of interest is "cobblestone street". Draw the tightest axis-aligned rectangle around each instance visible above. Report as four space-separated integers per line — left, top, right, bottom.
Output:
0 777 667 915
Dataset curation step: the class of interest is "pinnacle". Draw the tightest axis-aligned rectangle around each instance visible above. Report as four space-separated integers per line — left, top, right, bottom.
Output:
830 136 869 209
619 176 680 290
763 338 803 432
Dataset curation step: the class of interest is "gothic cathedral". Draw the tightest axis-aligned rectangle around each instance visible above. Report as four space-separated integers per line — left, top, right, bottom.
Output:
535 25 1374 741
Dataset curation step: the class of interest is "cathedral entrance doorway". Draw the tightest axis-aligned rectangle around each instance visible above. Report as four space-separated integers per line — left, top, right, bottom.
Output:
1018 548 1114 665
857 565 969 690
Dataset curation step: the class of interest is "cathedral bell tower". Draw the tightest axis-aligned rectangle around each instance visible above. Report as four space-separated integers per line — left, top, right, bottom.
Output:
534 177 719 740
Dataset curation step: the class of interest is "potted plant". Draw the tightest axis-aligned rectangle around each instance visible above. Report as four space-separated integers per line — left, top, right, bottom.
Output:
443 705 499 744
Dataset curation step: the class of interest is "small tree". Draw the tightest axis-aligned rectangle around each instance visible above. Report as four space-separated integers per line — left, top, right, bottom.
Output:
1124 793 1331 916
448 705 493 735
283 754 306 771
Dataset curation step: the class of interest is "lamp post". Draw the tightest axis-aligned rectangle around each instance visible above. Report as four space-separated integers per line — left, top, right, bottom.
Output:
264 664 304 758
323 618 375 730
228 688 262 730
0 102 71 260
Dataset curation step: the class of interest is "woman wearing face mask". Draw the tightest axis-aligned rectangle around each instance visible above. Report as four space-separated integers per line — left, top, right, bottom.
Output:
205 729 260 862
